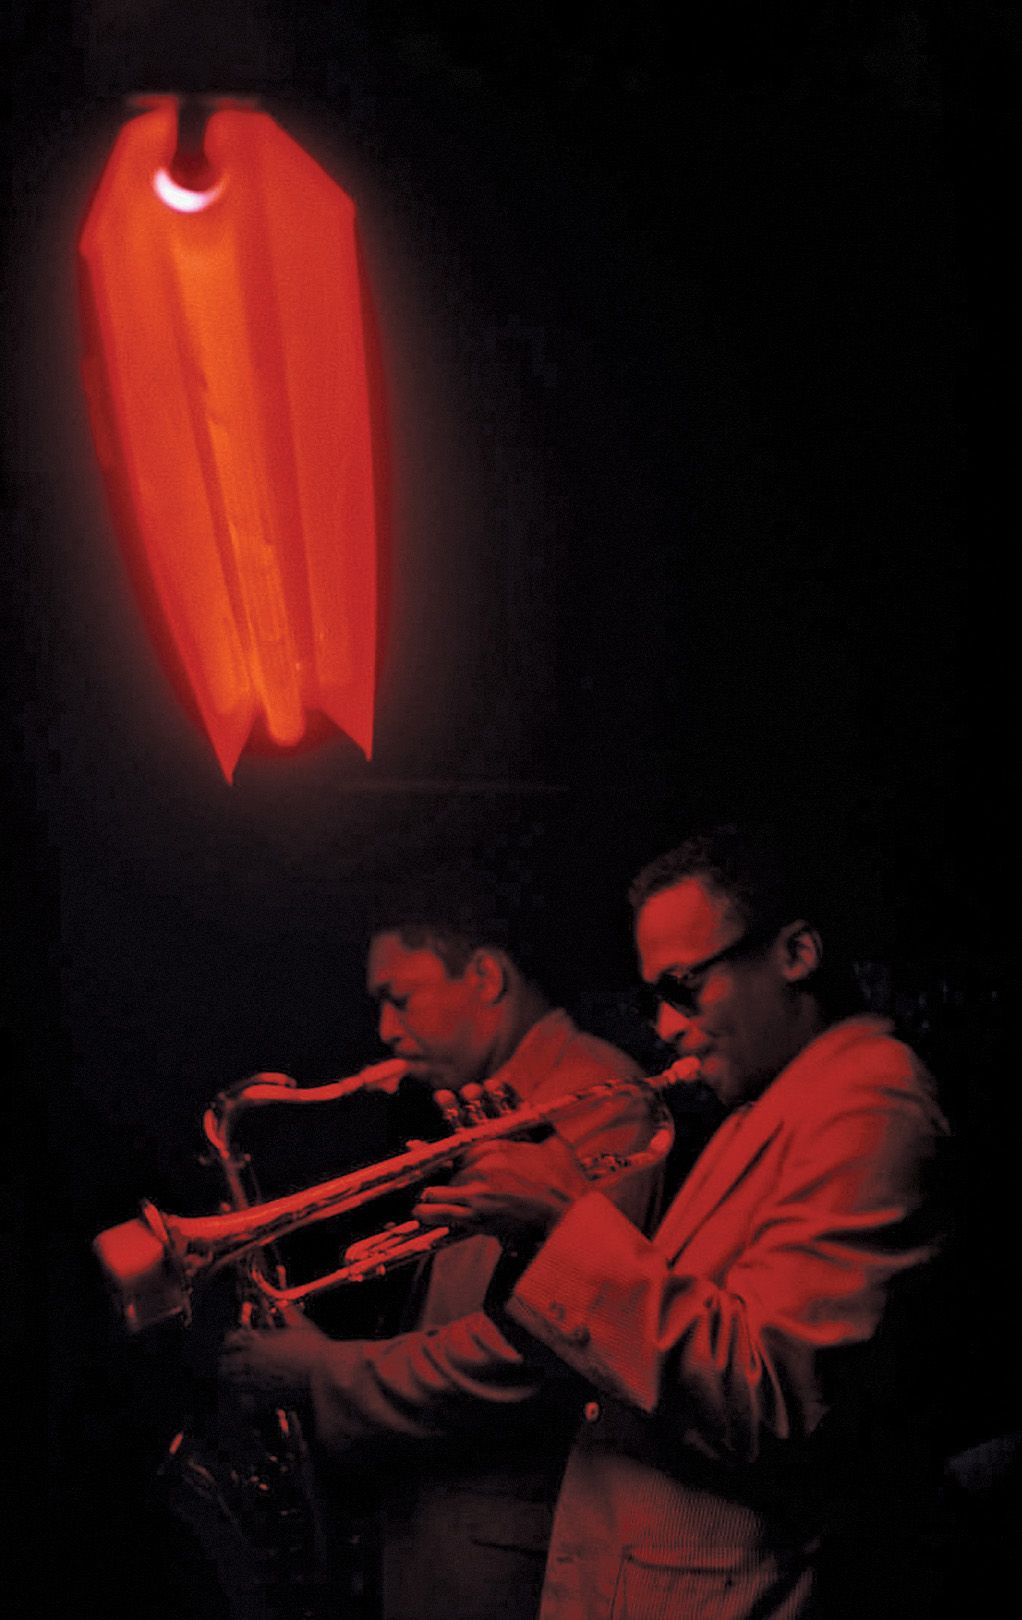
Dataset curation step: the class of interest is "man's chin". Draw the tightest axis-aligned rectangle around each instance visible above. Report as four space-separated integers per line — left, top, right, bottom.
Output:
399 1059 437 1081
405 1063 455 1091
697 1054 734 1104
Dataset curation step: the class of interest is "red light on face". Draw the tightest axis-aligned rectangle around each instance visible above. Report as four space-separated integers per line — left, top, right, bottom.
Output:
78 100 380 780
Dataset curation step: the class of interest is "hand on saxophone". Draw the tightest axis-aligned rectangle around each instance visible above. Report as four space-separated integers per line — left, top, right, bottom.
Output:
414 1137 591 1238
218 1312 331 1409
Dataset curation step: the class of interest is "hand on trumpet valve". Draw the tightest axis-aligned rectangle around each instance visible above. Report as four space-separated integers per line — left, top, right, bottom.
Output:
218 1312 331 1410
413 1137 591 1238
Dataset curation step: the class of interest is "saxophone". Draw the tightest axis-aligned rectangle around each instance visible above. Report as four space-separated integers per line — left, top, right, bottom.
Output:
154 1061 407 1620
97 1055 694 1615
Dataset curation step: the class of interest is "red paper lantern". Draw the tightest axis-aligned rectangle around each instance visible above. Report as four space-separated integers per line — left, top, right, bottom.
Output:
78 99 381 781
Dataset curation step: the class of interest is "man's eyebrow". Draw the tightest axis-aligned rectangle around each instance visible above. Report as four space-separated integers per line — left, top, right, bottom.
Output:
371 978 416 1002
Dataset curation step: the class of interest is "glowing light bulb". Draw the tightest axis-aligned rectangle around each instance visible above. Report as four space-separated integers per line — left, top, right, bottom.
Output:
152 166 225 213
78 100 382 781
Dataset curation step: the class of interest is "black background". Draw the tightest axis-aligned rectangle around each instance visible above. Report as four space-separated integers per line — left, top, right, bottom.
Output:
4 3 1019 1613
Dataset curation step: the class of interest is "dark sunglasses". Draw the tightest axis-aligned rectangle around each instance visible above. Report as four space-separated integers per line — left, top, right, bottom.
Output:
634 925 775 1022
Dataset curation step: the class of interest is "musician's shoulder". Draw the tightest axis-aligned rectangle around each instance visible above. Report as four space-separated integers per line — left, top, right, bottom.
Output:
545 1029 643 1094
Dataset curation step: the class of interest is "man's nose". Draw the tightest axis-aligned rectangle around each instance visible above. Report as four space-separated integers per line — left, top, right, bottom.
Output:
378 1002 402 1047
655 1002 691 1045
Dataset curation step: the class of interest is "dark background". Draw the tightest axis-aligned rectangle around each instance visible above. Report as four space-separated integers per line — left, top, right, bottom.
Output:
4 2 1019 1613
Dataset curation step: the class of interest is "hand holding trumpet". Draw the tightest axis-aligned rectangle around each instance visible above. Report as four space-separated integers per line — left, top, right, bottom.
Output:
412 1058 700 1238
414 1135 593 1238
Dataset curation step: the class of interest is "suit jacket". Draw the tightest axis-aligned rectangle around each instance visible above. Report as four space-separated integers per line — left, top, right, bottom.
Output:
306 1010 660 1620
504 1015 948 1620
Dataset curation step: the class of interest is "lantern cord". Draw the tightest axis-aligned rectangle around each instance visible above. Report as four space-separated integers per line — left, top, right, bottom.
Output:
169 95 216 193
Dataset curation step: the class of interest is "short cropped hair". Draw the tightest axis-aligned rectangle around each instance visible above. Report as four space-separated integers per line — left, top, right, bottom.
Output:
630 822 865 1017
367 866 548 987
630 823 803 933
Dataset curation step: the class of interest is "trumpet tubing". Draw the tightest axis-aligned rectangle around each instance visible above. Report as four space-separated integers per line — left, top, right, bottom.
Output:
93 1057 699 1333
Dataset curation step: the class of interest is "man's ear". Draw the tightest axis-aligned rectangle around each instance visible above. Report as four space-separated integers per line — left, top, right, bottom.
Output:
470 948 510 1005
778 920 822 985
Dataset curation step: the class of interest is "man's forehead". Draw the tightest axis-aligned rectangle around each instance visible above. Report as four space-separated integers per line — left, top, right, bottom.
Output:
366 932 450 989
635 876 739 963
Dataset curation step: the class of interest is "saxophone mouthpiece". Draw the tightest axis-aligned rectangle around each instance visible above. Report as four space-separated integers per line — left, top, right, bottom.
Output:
358 1057 411 1095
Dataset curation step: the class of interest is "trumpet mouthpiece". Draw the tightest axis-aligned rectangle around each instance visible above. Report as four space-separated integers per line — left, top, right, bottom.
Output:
664 1056 703 1085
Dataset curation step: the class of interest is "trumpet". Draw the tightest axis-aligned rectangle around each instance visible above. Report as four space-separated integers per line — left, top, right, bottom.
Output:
93 1056 699 1335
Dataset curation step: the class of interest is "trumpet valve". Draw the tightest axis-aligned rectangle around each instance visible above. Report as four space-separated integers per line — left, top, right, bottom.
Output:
482 1078 516 1114
432 1089 462 1131
457 1083 488 1125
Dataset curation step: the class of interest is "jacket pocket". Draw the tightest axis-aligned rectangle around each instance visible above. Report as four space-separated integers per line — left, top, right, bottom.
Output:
610 1543 772 1620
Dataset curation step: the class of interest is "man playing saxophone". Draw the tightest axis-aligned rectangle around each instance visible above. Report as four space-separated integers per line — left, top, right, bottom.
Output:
219 874 667 1620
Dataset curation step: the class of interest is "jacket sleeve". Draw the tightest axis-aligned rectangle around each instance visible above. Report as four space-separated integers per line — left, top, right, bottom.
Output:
308 1308 550 1449
505 1081 944 1466
307 1045 660 1452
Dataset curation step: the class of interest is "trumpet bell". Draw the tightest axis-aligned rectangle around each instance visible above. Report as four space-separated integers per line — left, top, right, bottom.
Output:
93 1202 190 1333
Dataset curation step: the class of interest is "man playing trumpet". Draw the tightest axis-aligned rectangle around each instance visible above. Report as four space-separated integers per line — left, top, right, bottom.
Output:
219 873 665 1620
411 824 950 1620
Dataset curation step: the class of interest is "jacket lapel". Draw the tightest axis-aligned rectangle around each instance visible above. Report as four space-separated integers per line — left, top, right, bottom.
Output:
654 1103 781 1259
651 1018 892 1263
